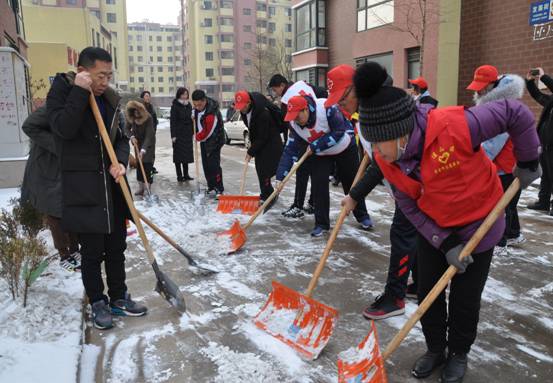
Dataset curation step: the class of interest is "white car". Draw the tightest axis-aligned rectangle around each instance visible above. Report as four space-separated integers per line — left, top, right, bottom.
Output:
223 111 249 147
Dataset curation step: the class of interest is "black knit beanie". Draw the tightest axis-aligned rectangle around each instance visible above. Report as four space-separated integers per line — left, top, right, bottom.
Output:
358 87 416 143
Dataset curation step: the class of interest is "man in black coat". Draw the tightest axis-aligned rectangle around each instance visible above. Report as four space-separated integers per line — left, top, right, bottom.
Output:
192 89 225 196
47 47 147 330
234 90 284 205
526 67 553 215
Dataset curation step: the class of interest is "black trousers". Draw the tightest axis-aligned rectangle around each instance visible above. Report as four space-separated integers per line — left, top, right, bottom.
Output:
538 151 553 206
79 190 128 304
200 143 224 192
136 162 154 184
417 235 493 354
255 167 274 201
385 206 418 299
309 144 370 229
175 162 190 180
498 173 521 246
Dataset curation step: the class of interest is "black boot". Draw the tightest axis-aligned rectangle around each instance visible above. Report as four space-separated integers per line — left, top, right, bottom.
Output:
440 352 468 383
182 164 194 181
175 163 184 182
412 350 446 379
527 200 549 211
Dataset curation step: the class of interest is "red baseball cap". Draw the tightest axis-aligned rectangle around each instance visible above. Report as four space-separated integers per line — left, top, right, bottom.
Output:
284 96 308 122
324 64 355 108
467 65 499 91
234 90 251 110
408 77 428 89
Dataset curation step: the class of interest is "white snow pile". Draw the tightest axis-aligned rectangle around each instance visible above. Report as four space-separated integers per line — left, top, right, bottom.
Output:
0 187 85 383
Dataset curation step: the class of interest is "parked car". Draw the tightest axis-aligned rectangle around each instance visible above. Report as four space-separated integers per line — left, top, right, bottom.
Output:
223 111 249 147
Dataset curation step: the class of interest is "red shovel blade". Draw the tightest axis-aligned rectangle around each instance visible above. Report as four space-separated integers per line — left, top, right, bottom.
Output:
253 281 339 361
217 219 247 253
337 321 387 383
216 195 260 215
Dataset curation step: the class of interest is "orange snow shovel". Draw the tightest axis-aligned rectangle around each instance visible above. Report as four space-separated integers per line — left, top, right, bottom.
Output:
217 159 260 215
253 154 371 360
219 150 312 253
337 178 521 382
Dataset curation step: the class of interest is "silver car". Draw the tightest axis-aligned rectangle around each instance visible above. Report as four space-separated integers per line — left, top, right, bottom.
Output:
223 111 249 147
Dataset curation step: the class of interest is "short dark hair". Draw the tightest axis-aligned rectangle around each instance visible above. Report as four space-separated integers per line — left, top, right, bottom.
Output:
191 89 206 101
175 87 189 100
268 74 288 87
140 90 151 98
77 47 112 68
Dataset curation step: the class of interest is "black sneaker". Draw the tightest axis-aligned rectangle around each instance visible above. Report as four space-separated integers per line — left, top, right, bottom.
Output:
91 300 113 329
304 203 315 215
412 350 446 379
60 256 81 272
110 293 148 317
282 205 304 218
362 293 405 320
440 352 468 383
406 283 417 299
527 201 549 211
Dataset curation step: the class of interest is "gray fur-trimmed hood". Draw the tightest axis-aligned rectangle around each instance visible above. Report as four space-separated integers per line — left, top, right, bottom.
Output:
473 74 525 106
125 100 150 125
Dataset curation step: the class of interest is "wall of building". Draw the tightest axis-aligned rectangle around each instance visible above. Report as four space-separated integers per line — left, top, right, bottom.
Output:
457 0 553 117
435 0 461 106
1 0 28 55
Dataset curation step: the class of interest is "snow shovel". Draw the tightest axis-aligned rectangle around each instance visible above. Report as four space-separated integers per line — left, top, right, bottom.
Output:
131 139 159 204
338 178 521 382
253 154 370 360
192 118 201 195
137 211 218 276
217 159 260 215
90 95 186 312
219 150 312 253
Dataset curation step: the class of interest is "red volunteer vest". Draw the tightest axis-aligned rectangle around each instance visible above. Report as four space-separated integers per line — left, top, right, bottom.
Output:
493 138 516 174
375 107 503 228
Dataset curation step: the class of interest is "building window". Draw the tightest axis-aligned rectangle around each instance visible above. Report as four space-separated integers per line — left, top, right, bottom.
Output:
206 68 214 77
149 56 154 62
157 56 163 62
220 0 232 8
269 6 276 16
107 13 116 23
285 39 292 48
205 35 213 44
158 66 164 72
286 23 292 32
137 46 143 52
138 77 144 83
406 47 421 87
269 38 276 47
106 0 116 4
243 25 252 32
257 20 267 28
244 42 252 49
168 46 173 52
355 51 393 75
221 67 234 76
151 77 155 82
286 8 292 17
203 18 213 27
168 57 173 62
257 36 267 44
156 36 162 42
138 66 144 72
244 59 252 66
157 46 162 52
157 76 163 82
202 1 212 9
205 52 214 61
138 56 144 62
222 84 234 92
268 22 276 33
256 2 267 12
167 36 172 42
220 51 234 59
295 67 327 88
67 0 77 5
149 36 153 41
159 87 164 93
357 0 394 32
243 8 251 15
295 0 326 51
220 17 233 26
220 34 233 43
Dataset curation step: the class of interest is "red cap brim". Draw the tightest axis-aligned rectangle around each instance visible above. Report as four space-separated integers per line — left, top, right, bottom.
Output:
466 80 488 91
324 87 347 108
284 109 300 122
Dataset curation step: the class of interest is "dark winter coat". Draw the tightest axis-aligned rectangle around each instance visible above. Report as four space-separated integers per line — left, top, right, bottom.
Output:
47 72 130 234
143 101 158 130
526 74 553 151
170 99 194 164
126 100 156 163
240 92 284 177
20 105 62 218
419 95 439 108
194 97 225 157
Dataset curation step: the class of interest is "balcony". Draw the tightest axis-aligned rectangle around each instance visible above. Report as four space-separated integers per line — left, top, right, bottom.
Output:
219 7 233 17
219 25 233 34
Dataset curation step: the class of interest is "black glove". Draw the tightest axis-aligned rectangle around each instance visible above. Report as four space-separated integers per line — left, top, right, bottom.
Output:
513 160 541 189
444 244 473 274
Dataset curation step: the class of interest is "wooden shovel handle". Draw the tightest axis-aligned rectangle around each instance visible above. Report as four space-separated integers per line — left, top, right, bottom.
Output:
89 95 156 265
305 153 370 297
240 159 249 195
193 118 201 187
243 149 312 230
131 139 152 194
382 178 521 360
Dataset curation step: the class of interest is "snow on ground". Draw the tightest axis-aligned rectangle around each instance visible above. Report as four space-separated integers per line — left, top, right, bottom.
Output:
0 187 85 383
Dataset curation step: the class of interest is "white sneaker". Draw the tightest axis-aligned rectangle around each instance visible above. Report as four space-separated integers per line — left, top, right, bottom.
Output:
506 234 526 247
493 246 508 256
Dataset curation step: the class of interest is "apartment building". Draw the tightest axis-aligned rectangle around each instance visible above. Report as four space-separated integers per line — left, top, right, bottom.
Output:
127 22 184 106
22 0 129 102
182 0 294 107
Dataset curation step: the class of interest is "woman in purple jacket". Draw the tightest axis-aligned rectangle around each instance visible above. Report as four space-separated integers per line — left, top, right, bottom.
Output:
353 65 540 383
